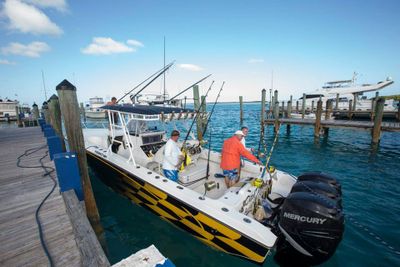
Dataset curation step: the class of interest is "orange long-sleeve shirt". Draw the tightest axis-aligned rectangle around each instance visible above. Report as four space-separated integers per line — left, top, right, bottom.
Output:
220 136 259 170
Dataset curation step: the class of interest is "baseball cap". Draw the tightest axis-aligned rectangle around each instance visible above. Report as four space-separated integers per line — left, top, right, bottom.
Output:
234 130 244 136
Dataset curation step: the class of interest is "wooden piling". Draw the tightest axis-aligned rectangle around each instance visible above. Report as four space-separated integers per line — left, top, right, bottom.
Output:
314 100 323 138
348 100 353 120
80 102 86 122
287 101 292 118
56 79 101 226
311 100 315 113
281 101 285 118
192 85 203 141
296 100 299 112
325 99 333 120
301 93 306 119
42 101 50 124
274 101 279 133
353 93 357 111
15 105 22 127
335 93 339 110
32 103 40 120
239 96 243 125
48 94 66 151
371 97 385 144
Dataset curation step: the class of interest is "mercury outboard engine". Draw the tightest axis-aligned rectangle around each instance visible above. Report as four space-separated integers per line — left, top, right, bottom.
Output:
276 173 344 265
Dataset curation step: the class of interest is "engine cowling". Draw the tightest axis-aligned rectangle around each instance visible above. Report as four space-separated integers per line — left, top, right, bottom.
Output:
297 172 342 195
277 174 344 265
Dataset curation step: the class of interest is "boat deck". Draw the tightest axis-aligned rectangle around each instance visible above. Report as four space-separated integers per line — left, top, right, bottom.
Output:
0 127 82 266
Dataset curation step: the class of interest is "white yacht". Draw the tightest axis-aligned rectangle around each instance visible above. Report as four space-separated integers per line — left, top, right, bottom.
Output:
297 74 395 111
84 104 344 265
85 97 107 119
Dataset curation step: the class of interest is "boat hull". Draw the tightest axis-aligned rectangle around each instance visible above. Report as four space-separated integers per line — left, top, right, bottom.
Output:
87 151 271 263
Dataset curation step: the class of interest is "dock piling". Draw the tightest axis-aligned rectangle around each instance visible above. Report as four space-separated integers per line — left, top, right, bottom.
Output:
32 103 40 120
314 100 323 138
42 101 50 125
301 93 306 119
348 100 353 120
372 97 385 144
48 94 66 151
56 79 101 226
239 96 243 125
335 93 339 110
15 105 22 127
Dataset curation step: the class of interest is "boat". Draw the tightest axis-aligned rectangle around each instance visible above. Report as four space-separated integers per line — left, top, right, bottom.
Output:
84 103 344 265
85 97 107 119
0 98 19 121
297 73 395 112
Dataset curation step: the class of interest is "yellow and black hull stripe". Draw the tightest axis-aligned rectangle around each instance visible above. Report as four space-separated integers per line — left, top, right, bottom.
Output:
87 151 271 263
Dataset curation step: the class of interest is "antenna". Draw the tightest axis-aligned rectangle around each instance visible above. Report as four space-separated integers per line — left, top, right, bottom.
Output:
41 70 47 100
163 36 166 102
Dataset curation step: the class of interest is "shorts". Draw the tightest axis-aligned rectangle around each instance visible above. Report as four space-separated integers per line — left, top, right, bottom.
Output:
163 169 179 182
223 169 238 180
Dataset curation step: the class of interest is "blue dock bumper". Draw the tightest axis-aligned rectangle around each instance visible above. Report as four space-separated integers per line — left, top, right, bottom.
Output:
54 152 84 201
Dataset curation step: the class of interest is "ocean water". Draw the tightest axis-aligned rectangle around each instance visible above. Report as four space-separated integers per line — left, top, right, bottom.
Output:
87 102 400 266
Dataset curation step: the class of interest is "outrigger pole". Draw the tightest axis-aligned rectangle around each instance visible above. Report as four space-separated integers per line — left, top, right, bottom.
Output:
181 81 214 148
116 61 175 103
168 74 212 103
201 81 225 137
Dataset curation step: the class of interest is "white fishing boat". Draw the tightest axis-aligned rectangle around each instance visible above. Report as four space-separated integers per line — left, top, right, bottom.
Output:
297 74 395 111
84 104 344 265
85 97 107 119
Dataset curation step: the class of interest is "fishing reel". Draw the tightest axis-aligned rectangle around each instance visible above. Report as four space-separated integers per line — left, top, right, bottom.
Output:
183 143 202 155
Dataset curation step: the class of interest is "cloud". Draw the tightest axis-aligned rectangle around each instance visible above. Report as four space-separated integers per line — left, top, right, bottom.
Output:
2 41 50 57
82 37 144 55
23 0 68 12
2 0 63 35
178 64 204 72
0 59 17 65
127 39 144 47
248 58 264 63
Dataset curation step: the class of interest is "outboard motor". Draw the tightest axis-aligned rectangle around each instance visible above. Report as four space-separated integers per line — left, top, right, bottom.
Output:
297 172 342 195
278 191 344 265
291 180 342 206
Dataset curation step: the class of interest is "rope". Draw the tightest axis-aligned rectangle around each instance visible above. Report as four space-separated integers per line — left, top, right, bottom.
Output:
16 145 57 267
347 215 400 256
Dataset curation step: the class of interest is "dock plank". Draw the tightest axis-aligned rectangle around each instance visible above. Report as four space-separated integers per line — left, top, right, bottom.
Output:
0 127 83 267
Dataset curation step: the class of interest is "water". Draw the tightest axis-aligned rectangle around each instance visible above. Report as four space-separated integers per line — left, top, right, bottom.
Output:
87 102 400 266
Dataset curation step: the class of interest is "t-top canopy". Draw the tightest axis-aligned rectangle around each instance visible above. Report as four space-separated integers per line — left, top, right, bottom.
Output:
101 104 194 115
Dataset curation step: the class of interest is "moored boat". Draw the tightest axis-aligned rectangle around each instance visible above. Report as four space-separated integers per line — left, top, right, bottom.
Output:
84 104 344 265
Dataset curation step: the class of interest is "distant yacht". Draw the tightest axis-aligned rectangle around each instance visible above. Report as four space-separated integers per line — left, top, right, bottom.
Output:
0 98 19 121
297 73 395 111
85 97 107 119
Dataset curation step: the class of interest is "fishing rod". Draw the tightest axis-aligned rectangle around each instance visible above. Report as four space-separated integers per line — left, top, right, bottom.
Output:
181 81 214 149
116 61 175 103
130 62 175 103
168 74 212 103
260 122 282 179
206 127 212 179
201 81 224 138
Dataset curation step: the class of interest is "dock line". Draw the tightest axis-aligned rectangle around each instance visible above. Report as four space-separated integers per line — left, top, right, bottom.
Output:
16 145 57 267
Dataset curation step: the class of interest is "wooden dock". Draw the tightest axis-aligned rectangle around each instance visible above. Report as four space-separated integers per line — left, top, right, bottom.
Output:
0 127 108 266
264 118 400 132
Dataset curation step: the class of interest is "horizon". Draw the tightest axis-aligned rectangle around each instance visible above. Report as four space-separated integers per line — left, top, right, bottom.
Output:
1 0 399 106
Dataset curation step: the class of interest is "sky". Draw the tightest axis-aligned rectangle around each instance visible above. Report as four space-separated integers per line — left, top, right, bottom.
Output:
0 0 399 106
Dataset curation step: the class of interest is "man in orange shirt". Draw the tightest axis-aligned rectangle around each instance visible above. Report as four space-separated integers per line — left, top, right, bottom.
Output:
220 130 261 188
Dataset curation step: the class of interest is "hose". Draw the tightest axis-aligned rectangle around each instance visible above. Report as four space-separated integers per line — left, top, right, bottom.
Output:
16 145 57 267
